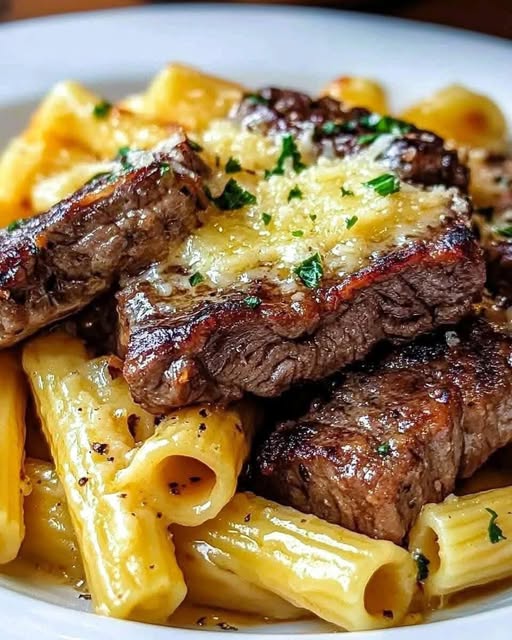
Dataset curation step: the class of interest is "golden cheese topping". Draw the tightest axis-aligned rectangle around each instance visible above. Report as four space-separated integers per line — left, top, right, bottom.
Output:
170 120 459 289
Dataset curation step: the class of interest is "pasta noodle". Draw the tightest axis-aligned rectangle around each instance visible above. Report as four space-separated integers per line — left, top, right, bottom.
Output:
173 492 417 631
116 403 256 526
409 487 512 597
22 332 187 622
321 76 388 114
21 458 84 583
0 351 29 564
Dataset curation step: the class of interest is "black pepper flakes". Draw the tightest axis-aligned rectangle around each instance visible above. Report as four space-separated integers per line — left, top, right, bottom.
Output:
78 593 92 600
244 513 251 523
156 512 163 519
189 476 201 483
91 442 109 455
217 622 238 631
107 456 115 462
383 610 394 619
198 423 207 432
196 616 207 627
78 477 89 487
169 482 181 495
199 409 208 418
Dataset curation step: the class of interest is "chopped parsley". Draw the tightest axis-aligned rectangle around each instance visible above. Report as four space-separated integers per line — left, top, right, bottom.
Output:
497 226 512 238
159 162 171 176
92 100 112 118
243 295 262 309
292 230 304 237
376 442 391 457
294 253 323 289
485 508 507 544
7 219 22 232
412 551 430 582
189 272 205 287
288 185 303 202
364 172 400 196
265 134 306 179
225 157 242 174
261 212 272 226
360 114 411 135
245 93 269 105
211 179 256 210
117 146 133 171
357 133 380 145
340 186 354 197
345 215 358 230
188 139 203 152
310 214 317 222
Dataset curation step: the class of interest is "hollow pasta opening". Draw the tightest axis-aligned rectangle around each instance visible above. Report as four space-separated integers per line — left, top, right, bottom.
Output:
418 526 441 574
364 562 410 620
155 455 216 504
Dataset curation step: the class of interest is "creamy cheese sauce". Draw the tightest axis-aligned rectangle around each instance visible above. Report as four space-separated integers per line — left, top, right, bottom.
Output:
168 120 460 289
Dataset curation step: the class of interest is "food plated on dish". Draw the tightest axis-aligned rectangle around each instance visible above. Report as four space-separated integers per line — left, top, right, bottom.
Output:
0 60 511 633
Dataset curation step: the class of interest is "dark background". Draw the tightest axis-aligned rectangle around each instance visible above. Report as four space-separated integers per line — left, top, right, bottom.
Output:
1 0 511 39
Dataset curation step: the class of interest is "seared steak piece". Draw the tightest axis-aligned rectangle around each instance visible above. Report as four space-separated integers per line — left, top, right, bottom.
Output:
254 316 512 544
0 137 209 347
120 212 484 413
234 88 469 191
470 153 512 299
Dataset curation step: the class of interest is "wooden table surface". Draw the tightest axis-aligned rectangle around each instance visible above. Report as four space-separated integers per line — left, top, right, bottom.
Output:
2 0 512 39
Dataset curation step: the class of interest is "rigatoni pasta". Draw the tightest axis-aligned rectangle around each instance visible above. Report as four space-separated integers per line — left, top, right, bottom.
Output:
173 492 417 631
22 332 187 622
0 351 29 564
21 458 84 583
409 487 512 597
116 403 256 526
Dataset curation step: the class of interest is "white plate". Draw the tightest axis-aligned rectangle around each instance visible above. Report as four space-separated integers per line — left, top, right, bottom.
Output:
0 4 511 639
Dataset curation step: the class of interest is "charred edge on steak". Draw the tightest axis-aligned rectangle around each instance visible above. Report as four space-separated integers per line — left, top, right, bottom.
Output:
0 139 210 348
119 212 485 413
253 315 512 545
233 88 469 191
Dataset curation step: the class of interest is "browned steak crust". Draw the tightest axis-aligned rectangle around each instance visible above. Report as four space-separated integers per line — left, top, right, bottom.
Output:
119 213 485 413
0 140 208 347
254 316 512 544
234 88 469 190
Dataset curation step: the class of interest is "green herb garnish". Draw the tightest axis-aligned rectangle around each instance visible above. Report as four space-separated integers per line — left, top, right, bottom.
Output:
412 551 430 582
486 508 507 544
345 216 358 230
211 179 257 210
265 134 306 179
7 219 22 232
359 114 411 136
497 226 512 238
288 185 303 202
376 442 391 457
92 100 112 119
310 214 317 222
85 171 114 185
246 93 269 105
357 133 380 145
189 272 205 287
117 146 134 171
364 173 400 196
243 295 262 309
262 212 272 226
188 139 203 152
292 230 304 237
340 186 354 197
294 253 323 289
159 162 171 176
225 157 242 174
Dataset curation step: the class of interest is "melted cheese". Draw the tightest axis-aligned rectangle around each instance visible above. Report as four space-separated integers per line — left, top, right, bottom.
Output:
170 120 457 288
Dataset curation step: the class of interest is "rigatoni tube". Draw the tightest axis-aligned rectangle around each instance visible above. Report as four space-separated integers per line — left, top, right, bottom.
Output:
173 492 417 631
0 350 28 564
409 488 512 597
116 403 255 526
22 332 187 622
